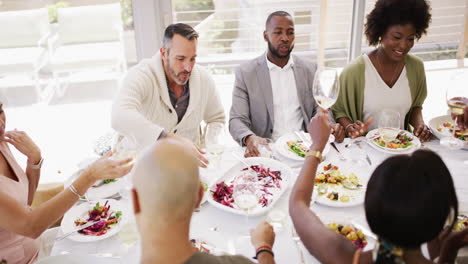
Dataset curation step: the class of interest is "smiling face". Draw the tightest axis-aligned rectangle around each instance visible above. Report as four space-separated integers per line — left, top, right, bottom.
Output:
264 15 295 59
161 34 197 86
380 24 416 62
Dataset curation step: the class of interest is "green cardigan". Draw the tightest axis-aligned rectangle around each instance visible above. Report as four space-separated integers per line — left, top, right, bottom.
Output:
331 54 427 130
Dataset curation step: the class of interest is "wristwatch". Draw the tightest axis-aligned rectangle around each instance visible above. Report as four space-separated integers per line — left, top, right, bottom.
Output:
306 150 322 162
28 157 44 169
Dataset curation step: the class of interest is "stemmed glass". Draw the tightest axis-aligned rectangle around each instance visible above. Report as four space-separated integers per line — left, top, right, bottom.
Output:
112 135 138 200
441 72 467 150
378 109 401 142
205 123 225 169
312 67 340 110
233 171 258 236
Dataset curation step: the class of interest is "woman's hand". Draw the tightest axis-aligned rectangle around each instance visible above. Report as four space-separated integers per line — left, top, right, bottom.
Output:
83 153 133 183
307 109 331 152
3 130 41 164
250 221 275 249
413 122 432 142
345 118 373 139
330 123 345 143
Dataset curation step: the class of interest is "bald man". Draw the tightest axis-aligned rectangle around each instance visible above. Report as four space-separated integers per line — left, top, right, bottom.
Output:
131 138 276 264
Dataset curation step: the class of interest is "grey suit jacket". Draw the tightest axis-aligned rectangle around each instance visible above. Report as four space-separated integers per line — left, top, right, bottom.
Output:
229 54 318 146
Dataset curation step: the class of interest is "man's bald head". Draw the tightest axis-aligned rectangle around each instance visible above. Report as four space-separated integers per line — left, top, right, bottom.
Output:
132 138 200 222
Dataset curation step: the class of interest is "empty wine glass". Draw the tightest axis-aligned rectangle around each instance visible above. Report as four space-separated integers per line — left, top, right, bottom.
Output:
441 72 468 150
377 109 401 142
233 171 259 236
257 138 273 159
205 123 225 169
312 67 340 110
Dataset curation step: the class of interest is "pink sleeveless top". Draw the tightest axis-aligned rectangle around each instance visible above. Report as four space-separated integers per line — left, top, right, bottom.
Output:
0 142 40 264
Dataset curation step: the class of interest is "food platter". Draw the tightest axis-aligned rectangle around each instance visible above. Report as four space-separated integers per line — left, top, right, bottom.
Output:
207 157 292 216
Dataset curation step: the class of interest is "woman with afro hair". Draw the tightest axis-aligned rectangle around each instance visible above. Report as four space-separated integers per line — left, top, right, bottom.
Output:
332 0 433 143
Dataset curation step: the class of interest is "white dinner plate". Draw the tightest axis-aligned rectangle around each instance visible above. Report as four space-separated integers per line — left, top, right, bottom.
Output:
429 115 468 150
366 128 421 154
65 165 126 201
274 131 333 161
207 157 293 216
60 199 126 242
314 161 370 208
37 254 120 264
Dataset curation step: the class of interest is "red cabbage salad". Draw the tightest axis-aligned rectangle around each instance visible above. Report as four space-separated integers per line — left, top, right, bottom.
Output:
211 165 283 209
74 201 122 236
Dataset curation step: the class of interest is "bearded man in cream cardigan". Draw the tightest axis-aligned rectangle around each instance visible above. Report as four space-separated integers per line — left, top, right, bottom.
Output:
112 23 225 167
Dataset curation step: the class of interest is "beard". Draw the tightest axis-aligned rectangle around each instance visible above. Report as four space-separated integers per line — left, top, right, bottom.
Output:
165 58 191 86
267 39 294 59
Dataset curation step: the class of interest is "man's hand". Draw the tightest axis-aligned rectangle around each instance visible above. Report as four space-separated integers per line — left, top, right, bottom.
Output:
307 109 331 152
413 122 432 142
345 118 373 139
3 130 41 164
250 221 275 249
330 123 345 143
244 135 268 157
166 133 209 168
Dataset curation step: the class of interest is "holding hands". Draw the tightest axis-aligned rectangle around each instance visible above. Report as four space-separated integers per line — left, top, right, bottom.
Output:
344 118 373 139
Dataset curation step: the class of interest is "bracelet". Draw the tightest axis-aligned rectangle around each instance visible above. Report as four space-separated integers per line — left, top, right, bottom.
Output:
305 149 322 162
255 245 272 252
27 157 43 169
68 184 82 199
254 248 274 259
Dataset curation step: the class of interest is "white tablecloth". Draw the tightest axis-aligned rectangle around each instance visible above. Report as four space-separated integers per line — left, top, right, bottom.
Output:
50 138 468 263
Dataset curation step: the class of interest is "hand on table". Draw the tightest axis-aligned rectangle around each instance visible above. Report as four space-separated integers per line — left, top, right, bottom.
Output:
413 122 432 142
3 130 41 164
250 221 275 249
307 109 331 152
244 135 268 157
345 118 373 139
330 123 345 143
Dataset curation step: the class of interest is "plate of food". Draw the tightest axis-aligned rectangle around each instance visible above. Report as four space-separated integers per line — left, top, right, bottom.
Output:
314 163 368 207
274 131 333 161
60 199 125 242
190 238 230 255
454 215 468 231
208 157 292 216
325 222 375 250
366 128 421 154
65 168 126 201
429 115 468 150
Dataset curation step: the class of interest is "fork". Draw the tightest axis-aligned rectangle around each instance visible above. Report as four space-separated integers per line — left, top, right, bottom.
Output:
292 227 306 264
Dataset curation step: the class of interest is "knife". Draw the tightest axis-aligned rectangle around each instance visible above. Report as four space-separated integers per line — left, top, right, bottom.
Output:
55 220 101 241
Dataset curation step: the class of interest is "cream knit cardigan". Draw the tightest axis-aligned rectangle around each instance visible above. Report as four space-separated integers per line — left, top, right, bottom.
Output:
111 52 225 149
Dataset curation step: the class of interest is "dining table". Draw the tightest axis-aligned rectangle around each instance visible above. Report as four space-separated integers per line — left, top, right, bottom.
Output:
49 135 468 264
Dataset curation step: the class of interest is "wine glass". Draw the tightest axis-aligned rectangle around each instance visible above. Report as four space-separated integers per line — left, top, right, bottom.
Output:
312 67 340 110
257 138 274 159
377 109 401 142
442 72 468 150
233 171 258 236
205 123 225 169
112 135 138 200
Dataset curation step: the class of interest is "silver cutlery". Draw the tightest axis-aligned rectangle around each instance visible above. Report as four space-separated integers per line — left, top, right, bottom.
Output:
55 220 101 241
292 227 306 264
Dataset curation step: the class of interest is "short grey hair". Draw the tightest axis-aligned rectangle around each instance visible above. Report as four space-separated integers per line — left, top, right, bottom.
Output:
162 23 199 50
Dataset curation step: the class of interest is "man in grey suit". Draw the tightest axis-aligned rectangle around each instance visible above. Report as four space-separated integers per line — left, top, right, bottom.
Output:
229 11 345 157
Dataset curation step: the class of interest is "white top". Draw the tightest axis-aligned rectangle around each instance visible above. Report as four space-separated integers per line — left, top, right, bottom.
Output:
266 55 304 140
362 54 412 130
111 52 225 149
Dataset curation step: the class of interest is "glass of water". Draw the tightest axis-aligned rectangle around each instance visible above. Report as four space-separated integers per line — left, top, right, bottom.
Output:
205 123 225 169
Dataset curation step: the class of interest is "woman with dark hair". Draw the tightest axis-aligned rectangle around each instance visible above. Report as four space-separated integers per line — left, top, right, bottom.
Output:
289 110 467 263
0 103 133 264
332 0 432 142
